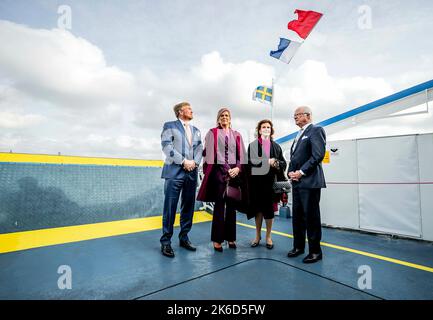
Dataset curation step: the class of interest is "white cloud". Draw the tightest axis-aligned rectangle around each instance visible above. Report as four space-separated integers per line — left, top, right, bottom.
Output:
0 19 431 159
116 135 135 149
260 60 395 139
78 133 161 158
0 133 21 149
192 51 232 82
86 134 111 144
336 76 393 107
0 111 45 128
0 20 137 108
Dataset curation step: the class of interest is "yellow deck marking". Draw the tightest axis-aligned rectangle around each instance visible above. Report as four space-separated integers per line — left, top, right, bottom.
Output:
0 211 212 254
0 152 163 167
1 212 432 274
236 222 433 274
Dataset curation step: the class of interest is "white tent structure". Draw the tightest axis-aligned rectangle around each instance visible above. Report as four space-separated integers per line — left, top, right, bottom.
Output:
276 79 433 145
276 79 433 241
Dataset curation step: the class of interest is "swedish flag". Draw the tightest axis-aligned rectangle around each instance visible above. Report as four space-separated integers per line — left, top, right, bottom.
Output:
253 86 273 104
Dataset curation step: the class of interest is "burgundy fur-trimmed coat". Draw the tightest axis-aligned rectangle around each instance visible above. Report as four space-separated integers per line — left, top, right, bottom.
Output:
197 127 249 213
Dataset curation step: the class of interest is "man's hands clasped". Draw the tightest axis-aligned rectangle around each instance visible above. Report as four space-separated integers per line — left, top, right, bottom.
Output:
288 170 303 182
183 159 196 172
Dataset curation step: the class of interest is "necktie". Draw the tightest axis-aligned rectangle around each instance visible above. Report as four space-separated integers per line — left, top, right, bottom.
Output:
185 123 192 145
292 128 304 151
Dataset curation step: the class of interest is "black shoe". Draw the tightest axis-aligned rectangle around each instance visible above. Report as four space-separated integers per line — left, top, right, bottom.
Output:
302 252 323 264
266 243 274 250
161 244 175 258
287 248 305 258
250 237 261 248
213 243 223 252
180 240 196 251
228 242 237 249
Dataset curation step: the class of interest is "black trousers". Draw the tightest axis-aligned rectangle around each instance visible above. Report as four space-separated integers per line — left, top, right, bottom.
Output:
211 180 237 244
292 188 322 254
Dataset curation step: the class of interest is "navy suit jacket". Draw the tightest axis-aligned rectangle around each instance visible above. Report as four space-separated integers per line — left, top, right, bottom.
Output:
288 124 326 189
161 119 203 179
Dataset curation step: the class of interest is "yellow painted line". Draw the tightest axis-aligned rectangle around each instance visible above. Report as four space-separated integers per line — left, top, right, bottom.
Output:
0 211 213 254
0 152 164 167
236 222 433 274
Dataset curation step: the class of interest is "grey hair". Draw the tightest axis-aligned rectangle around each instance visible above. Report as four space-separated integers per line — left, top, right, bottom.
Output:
300 106 312 115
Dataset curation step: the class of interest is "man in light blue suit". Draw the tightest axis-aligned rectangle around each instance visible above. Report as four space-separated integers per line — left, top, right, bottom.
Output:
160 102 203 258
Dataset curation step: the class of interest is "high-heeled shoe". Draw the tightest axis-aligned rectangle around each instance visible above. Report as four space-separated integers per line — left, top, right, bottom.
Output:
213 243 223 252
228 242 237 249
266 238 274 249
250 237 261 247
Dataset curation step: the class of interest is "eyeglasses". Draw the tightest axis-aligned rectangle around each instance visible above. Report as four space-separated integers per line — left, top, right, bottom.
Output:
293 112 309 119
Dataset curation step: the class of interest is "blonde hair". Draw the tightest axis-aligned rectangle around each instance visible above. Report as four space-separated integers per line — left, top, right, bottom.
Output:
173 102 190 118
216 107 231 128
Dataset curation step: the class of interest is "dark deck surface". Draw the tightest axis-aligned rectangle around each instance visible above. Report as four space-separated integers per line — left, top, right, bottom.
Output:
1 213 433 300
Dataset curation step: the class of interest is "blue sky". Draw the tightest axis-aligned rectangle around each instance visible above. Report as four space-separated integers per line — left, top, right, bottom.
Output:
1 0 432 159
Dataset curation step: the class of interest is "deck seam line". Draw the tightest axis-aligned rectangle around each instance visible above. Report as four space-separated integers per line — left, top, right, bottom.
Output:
132 257 384 300
236 221 433 274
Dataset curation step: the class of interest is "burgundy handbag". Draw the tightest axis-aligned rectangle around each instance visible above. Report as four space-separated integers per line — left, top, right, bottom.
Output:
223 180 242 202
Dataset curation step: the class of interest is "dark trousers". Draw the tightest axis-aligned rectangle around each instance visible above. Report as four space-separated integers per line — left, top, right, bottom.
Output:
160 172 197 245
211 182 236 243
292 188 322 254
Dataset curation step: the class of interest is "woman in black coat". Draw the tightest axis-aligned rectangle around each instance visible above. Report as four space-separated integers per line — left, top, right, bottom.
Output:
248 119 287 249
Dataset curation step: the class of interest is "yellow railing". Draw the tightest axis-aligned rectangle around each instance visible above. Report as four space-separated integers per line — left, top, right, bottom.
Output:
0 152 164 167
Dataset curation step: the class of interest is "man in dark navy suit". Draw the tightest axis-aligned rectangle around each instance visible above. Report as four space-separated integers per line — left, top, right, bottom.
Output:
160 102 203 258
287 106 326 264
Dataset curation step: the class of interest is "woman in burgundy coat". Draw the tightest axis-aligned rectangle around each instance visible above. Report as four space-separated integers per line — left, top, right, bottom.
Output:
197 108 247 252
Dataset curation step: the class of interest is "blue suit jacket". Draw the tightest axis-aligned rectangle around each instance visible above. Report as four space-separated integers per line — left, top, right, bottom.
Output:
288 124 326 189
161 119 203 179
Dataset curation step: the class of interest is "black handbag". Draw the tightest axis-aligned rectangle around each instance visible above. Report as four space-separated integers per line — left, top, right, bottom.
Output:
273 170 291 194
273 180 291 193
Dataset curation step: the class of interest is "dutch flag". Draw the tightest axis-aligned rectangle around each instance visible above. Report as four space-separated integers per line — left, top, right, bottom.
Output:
270 38 302 64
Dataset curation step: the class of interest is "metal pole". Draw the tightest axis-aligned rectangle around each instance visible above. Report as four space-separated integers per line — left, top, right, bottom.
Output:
271 78 275 122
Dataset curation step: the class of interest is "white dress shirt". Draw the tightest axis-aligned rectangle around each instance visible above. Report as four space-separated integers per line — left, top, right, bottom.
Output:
179 118 193 145
293 122 312 176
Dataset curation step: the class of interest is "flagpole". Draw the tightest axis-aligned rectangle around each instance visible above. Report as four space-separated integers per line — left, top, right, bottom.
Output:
271 78 275 123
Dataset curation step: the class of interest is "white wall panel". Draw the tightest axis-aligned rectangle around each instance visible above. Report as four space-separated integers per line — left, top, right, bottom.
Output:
418 134 433 241
285 133 432 241
322 140 359 229
357 135 421 238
